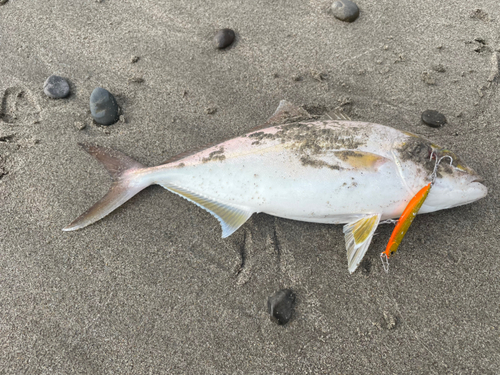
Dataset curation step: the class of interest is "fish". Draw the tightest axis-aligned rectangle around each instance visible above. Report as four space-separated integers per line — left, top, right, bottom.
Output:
63 100 488 273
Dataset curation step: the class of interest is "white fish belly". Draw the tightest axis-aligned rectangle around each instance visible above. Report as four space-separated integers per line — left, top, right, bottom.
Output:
154 148 412 224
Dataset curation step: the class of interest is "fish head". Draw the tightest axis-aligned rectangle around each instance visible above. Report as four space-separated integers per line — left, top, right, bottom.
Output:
426 145 487 209
395 134 487 211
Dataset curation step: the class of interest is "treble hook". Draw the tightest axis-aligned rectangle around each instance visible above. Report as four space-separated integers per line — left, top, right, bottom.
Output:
430 152 453 185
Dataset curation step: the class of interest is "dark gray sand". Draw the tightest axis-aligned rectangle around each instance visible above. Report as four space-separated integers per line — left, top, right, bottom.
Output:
1 1 499 373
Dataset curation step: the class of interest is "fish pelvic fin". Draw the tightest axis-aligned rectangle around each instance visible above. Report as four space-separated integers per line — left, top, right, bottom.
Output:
343 213 381 273
63 143 149 231
159 184 253 238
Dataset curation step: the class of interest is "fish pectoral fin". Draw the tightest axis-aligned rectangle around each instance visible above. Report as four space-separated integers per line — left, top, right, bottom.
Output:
160 184 253 238
343 214 381 274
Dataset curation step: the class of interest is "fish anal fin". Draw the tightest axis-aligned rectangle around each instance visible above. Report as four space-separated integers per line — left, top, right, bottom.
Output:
161 184 253 238
343 214 381 273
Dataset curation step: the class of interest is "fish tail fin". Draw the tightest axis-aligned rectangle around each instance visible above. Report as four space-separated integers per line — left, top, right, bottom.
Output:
63 143 150 231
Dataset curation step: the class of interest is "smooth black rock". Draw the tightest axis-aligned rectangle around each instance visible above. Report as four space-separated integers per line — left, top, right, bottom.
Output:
43 75 70 99
267 289 295 325
421 110 447 128
90 87 119 125
331 0 359 22
214 28 235 49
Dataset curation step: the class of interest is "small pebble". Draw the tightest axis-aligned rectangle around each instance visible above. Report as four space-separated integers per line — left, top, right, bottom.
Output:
0 0 8 5
421 71 436 85
360 258 371 275
421 110 447 128
74 121 86 130
432 64 446 73
292 74 303 82
131 55 140 63
128 76 144 83
331 0 359 22
89 87 119 125
470 9 489 21
213 28 235 49
43 75 70 99
383 312 398 330
205 107 217 115
311 71 328 81
267 289 295 325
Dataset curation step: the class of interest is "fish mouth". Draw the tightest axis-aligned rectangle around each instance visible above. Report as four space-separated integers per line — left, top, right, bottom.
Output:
471 177 485 183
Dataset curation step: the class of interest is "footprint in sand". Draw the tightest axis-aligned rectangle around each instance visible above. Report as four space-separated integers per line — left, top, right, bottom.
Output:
0 87 41 125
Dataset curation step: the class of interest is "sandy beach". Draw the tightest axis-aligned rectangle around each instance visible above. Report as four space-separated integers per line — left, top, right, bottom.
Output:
1 0 499 373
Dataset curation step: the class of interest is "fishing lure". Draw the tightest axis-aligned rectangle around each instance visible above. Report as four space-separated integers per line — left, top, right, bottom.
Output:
380 155 454 272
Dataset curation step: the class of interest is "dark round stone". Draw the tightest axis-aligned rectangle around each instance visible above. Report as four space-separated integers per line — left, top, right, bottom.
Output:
421 110 447 128
267 289 295 325
213 28 235 49
43 75 70 99
90 87 119 125
331 0 360 22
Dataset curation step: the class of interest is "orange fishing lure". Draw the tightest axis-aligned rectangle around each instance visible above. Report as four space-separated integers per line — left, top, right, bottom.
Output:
382 182 432 263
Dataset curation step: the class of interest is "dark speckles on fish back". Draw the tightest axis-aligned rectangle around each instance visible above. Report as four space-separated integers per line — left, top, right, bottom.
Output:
335 150 364 161
300 155 341 170
202 147 226 163
249 121 367 153
397 137 436 174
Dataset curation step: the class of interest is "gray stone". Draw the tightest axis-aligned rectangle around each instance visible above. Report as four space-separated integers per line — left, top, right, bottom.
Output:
90 87 119 125
43 75 70 99
267 289 295 325
331 0 359 22
421 110 447 128
214 29 235 49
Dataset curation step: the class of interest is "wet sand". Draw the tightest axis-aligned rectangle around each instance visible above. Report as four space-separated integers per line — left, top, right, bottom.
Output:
1 0 499 373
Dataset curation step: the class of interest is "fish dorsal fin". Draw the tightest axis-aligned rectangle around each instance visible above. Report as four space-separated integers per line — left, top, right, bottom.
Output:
159 184 253 238
247 100 313 132
162 101 311 165
266 100 312 125
330 108 352 121
343 213 381 273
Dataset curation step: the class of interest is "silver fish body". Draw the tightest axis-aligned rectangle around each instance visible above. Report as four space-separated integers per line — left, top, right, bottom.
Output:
64 101 487 272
